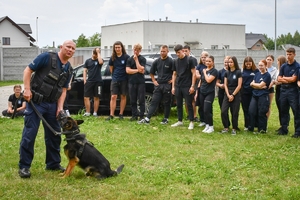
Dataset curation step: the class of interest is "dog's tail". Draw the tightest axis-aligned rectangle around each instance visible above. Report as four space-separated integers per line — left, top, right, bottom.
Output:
115 164 124 174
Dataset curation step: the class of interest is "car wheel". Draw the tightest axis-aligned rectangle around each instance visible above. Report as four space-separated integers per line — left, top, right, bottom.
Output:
137 92 157 116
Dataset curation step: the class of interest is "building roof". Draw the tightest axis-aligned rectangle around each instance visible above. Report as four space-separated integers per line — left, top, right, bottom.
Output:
0 16 35 43
17 24 32 34
246 33 266 49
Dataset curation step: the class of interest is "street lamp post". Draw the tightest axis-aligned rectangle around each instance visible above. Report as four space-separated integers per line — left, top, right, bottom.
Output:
36 17 38 46
275 0 277 57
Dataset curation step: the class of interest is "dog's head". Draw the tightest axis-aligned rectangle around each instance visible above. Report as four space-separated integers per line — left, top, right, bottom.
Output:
57 110 84 136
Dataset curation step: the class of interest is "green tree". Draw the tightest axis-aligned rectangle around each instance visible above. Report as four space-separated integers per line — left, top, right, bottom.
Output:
89 32 101 47
264 34 275 50
74 34 90 47
293 30 300 47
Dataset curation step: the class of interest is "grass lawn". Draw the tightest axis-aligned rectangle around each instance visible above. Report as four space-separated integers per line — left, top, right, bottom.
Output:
0 96 300 199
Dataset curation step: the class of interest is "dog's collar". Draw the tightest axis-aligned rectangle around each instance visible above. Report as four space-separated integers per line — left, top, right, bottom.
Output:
62 129 80 135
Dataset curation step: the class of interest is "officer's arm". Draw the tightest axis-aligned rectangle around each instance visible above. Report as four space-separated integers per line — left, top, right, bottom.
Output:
56 88 67 116
23 66 34 102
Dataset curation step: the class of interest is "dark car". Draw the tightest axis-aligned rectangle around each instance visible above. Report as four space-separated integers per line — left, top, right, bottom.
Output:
67 58 158 115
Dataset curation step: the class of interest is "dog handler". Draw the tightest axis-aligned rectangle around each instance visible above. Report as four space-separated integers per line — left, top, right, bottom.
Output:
18 40 76 178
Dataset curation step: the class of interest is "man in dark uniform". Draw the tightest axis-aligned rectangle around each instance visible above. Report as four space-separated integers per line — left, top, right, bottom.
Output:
126 44 147 121
138 45 173 124
18 40 76 178
277 47 300 137
171 44 196 130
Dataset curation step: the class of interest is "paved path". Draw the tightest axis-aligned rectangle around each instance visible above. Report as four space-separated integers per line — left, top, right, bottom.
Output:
0 84 24 116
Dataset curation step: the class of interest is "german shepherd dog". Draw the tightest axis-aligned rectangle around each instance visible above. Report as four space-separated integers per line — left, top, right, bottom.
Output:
57 111 124 179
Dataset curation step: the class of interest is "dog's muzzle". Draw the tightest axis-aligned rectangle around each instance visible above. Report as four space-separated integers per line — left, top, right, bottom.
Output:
57 110 68 128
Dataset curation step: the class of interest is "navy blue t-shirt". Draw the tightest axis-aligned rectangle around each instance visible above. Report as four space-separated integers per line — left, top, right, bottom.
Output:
109 54 130 81
28 52 71 88
224 69 242 88
84 58 103 82
196 64 207 74
279 60 300 87
242 68 259 94
252 72 271 97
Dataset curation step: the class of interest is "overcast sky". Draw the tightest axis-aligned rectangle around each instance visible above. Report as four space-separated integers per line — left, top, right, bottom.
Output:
1 0 299 47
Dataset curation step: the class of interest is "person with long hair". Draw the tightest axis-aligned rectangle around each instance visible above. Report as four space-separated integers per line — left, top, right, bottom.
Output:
266 55 278 119
241 56 259 130
195 55 218 133
106 41 130 121
248 60 271 133
274 55 288 132
195 51 209 126
221 56 242 135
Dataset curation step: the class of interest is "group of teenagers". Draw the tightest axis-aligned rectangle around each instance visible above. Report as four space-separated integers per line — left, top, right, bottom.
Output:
83 42 300 137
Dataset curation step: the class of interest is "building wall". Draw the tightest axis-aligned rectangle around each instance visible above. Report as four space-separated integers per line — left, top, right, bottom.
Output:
102 21 246 51
0 19 31 47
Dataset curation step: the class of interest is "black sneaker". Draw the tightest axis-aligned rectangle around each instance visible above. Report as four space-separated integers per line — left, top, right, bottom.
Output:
106 115 114 121
19 168 31 178
160 118 168 125
292 134 300 138
137 118 150 124
45 165 65 173
194 117 200 122
130 116 138 121
119 114 124 120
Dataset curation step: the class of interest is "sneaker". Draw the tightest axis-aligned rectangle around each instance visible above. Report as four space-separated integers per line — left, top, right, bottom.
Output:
19 168 31 178
119 114 124 120
244 127 248 131
194 117 200 122
206 126 214 133
171 121 183 127
231 129 237 135
202 125 209 133
221 128 229 133
188 122 194 130
138 118 149 124
105 115 114 121
130 116 138 121
259 130 266 134
199 122 206 127
93 113 98 117
160 118 169 125
83 113 90 116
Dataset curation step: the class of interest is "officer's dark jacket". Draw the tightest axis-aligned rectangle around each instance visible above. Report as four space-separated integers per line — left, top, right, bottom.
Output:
30 52 73 103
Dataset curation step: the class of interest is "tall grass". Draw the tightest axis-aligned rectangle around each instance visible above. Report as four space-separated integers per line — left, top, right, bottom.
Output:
0 98 300 199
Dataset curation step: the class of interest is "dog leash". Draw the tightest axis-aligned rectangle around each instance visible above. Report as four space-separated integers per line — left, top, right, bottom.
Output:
29 100 61 135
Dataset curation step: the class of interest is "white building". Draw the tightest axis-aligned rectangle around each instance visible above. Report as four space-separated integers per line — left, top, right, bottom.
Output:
101 20 246 51
0 16 35 47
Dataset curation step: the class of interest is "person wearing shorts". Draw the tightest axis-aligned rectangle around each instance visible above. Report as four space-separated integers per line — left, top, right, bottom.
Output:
83 47 103 117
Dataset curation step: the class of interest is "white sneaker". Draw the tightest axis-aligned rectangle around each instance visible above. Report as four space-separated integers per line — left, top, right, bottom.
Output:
93 112 98 117
244 127 248 131
83 113 90 116
171 121 183 127
202 125 209 133
206 126 214 133
188 122 194 130
198 122 206 127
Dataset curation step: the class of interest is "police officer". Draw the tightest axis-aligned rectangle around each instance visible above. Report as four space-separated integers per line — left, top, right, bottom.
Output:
248 60 271 133
138 45 174 124
277 47 300 137
18 40 76 178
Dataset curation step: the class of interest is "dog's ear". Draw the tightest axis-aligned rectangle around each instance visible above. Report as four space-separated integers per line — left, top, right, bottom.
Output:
76 120 84 125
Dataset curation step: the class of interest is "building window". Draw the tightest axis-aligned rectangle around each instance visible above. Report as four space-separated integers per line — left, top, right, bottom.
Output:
256 44 261 47
2 37 10 45
223 45 230 49
211 45 218 49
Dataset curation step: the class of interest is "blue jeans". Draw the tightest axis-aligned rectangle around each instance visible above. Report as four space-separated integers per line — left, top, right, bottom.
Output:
19 101 62 169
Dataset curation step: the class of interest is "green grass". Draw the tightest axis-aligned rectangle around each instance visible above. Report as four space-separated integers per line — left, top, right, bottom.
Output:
0 81 23 87
1 95 300 199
